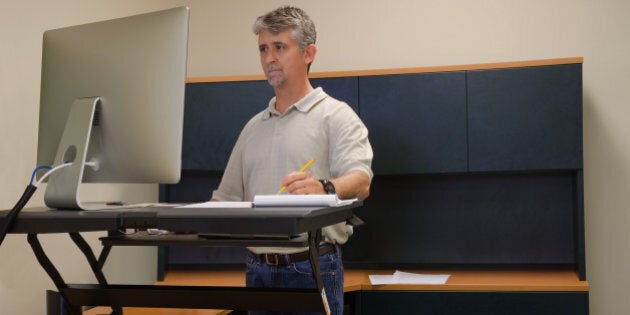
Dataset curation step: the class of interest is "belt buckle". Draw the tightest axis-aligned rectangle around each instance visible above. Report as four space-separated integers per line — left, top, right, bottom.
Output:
264 254 280 266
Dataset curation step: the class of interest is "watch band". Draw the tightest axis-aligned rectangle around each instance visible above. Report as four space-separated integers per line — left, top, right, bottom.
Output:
319 179 336 195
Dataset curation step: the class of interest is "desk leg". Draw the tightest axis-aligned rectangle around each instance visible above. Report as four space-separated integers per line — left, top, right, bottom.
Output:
27 234 81 315
308 229 331 315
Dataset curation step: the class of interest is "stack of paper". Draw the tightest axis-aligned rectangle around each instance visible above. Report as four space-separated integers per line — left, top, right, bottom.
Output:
178 201 253 208
253 194 357 207
369 270 450 285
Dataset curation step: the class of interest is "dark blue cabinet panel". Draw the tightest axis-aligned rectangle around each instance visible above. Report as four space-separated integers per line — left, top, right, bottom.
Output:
182 81 273 171
359 72 468 174
311 77 360 113
467 64 583 172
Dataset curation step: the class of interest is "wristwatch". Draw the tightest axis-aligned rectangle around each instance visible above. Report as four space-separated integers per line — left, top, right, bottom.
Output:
319 179 336 195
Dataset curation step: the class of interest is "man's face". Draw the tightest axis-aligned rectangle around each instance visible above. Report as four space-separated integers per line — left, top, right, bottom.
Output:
258 29 309 87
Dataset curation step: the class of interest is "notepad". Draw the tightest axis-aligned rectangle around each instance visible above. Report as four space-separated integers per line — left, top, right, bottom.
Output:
253 194 357 207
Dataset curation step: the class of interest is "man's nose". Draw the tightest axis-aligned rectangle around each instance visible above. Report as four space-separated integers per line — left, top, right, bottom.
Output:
264 50 278 64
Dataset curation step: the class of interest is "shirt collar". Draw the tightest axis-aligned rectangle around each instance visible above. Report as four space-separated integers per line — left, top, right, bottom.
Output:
262 87 327 120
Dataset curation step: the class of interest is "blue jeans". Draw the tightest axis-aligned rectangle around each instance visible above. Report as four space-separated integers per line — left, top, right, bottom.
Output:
245 245 344 315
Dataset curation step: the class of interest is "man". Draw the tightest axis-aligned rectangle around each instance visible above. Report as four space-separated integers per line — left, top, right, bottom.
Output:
212 6 373 315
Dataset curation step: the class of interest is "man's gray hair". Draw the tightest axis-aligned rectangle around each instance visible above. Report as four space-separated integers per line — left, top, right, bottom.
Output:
253 6 316 53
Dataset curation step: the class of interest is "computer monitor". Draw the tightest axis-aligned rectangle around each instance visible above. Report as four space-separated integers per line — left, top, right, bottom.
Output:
37 7 189 210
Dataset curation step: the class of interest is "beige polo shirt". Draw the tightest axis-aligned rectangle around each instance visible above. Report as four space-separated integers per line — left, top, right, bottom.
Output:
212 87 373 254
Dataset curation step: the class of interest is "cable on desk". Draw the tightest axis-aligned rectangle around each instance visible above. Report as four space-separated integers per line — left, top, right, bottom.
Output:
0 162 72 247
0 184 38 246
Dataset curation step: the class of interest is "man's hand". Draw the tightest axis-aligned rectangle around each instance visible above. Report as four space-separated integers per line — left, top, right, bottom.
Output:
280 171 325 195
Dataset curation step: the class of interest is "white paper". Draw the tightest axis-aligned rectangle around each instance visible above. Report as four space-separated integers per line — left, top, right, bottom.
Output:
368 274 399 285
253 194 357 207
177 201 253 208
369 270 450 285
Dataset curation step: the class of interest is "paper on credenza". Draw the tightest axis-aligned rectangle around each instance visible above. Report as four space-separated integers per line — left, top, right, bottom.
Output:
369 270 451 285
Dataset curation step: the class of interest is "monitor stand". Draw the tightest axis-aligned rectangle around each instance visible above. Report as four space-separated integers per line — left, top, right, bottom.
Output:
44 97 111 211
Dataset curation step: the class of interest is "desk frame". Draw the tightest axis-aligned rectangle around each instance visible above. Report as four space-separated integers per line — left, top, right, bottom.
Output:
4 203 360 315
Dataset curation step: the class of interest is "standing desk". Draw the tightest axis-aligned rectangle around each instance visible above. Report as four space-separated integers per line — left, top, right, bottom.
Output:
1 202 361 314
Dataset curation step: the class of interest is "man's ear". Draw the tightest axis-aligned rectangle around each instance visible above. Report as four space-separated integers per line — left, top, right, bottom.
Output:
304 44 317 65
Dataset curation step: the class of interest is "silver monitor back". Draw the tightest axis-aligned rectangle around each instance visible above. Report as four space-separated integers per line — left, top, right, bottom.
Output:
37 7 189 209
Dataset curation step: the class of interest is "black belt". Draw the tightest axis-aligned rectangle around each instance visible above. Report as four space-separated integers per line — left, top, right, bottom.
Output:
256 243 336 266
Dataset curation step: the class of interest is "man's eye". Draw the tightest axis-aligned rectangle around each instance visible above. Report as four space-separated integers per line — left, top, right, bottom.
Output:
275 44 284 51
259 46 268 53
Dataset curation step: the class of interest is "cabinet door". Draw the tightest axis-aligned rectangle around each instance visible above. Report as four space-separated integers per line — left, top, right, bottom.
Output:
359 72 468 174
182 80 273 171
341 172 577 267
467 64 582 172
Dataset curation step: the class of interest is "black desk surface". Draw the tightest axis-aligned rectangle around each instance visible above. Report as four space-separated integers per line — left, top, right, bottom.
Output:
1 203 362 313
1 202 360 235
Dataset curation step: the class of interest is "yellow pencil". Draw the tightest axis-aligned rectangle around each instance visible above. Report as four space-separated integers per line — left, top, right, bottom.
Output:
278 157 315 194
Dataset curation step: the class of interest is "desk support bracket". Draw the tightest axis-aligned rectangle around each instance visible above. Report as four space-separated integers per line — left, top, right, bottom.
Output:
69 232 109 285
69 232 122 315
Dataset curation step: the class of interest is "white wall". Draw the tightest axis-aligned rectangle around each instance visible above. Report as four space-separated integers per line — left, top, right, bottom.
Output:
0 1 174 314
1 1 629 314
